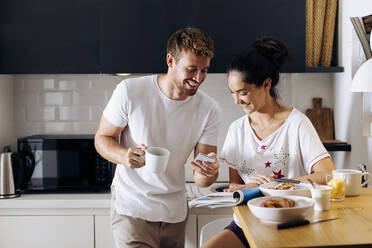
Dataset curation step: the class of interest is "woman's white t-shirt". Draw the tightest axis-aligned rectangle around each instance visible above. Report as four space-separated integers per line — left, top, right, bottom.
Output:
221 108 329 182
103 75 221 223
220 109 330 226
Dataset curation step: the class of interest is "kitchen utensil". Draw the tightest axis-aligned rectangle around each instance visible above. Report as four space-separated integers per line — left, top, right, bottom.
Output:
305 97 334 141
274 178 302 184
248 196 314 223
0 146 20 199
306 178 316 189
277 217 339 229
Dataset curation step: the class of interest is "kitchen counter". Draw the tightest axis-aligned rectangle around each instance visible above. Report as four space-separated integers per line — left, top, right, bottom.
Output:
0 182 232 248
0 193 111 209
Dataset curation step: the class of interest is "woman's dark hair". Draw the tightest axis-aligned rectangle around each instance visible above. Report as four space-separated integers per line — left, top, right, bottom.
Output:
227 37 289 99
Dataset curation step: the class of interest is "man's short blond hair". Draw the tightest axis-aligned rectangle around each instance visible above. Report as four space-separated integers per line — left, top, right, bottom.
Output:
166 27 214 61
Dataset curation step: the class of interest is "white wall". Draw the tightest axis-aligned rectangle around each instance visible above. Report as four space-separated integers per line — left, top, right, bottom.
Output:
333 0 372 170
0 75 14 150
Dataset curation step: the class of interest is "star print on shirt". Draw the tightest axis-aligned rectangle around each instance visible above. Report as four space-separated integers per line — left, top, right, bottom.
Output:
265 161 271 168
273 169 285 178
273 147 290 168
261 145 267 150
238 167 255 176
237 160 256 176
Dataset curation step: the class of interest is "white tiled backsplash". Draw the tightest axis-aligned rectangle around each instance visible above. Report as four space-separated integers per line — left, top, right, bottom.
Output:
13 74 119 136
12 73 334 181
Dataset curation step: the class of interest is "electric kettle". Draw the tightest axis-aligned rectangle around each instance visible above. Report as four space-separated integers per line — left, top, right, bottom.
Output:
11 150 35 192
0 145 20 199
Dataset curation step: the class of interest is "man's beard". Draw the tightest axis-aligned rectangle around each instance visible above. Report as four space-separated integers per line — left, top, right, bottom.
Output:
176 79 199 96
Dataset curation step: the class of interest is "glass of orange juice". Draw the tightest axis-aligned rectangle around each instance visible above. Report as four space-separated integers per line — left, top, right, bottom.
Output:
326 174 345 201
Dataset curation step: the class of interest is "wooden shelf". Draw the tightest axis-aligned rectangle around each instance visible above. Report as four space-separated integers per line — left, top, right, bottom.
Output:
305 67 344 73
323 142 351 152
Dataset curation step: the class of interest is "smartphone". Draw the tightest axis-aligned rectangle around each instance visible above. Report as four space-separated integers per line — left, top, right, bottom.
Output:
194 153 216 163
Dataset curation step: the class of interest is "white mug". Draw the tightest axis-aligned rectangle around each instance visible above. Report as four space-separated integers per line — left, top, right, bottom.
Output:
144 147 170 174
332 169 372 196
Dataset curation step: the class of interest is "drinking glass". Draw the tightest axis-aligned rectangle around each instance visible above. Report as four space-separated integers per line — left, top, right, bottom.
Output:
326 174 345 201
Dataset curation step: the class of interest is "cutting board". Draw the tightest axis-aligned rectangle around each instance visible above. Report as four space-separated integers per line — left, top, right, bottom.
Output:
305 98 334 141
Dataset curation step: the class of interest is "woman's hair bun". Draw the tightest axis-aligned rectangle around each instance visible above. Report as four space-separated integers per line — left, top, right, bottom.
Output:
253 37 288 69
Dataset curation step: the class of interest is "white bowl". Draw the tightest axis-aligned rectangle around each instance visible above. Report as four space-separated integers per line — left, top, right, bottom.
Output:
248 195 314 223
259 182 311 197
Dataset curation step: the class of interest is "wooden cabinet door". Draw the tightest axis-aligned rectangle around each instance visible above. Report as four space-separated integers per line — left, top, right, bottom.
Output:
0 216 94 248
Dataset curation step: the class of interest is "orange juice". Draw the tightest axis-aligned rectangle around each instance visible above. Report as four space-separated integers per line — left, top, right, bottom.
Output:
327 178 345 201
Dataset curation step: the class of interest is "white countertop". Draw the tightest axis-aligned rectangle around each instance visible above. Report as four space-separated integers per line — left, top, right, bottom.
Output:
0 193 112 209
0 182 229 210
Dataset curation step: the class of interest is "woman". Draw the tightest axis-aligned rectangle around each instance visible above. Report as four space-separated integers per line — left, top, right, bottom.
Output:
202 37 335 248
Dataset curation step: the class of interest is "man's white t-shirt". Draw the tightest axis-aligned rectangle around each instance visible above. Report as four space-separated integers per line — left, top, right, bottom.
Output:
103 75 221 223
220 108 330 227
220 108 329 182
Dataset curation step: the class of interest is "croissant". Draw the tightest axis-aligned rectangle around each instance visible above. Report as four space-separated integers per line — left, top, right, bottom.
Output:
260 198 295 208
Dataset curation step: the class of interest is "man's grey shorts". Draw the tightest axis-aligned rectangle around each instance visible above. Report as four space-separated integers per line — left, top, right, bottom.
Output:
110 189 188 248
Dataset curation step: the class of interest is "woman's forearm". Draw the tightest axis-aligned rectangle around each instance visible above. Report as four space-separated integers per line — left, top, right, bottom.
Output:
294 172 329 185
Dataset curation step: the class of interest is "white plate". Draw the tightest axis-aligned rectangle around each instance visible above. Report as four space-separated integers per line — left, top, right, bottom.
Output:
259 181 311 197
248 195 314 223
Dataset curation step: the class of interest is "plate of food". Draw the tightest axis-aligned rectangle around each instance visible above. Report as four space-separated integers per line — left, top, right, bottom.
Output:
247 195 314 223
259 181 311 197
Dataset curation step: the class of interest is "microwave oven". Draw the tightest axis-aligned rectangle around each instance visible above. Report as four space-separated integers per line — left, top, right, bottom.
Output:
15 134 115 192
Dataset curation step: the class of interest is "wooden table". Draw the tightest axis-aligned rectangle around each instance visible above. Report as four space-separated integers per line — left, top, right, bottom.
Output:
233 188 372 248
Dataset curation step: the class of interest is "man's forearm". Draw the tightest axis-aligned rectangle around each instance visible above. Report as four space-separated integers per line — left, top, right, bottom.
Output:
194 171 218 188
95 135 127 165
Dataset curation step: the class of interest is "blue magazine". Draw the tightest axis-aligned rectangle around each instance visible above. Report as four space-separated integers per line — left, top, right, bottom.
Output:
188 187 263 208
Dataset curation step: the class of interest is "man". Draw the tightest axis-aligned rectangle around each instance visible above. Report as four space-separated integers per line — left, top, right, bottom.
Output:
95 27 221 248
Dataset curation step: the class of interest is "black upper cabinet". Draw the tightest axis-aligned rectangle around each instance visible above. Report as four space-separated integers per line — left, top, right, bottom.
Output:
0 0 100 73
101 0 305 73
196 0 305 73
0 0 307 73
101 0 200 73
